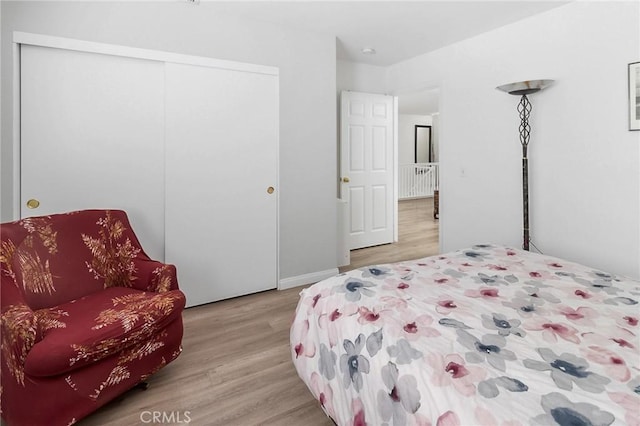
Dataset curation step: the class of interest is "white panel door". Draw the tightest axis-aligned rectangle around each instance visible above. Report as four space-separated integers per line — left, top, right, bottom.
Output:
20 45 166 260
340 91 395 249
165 63 278 307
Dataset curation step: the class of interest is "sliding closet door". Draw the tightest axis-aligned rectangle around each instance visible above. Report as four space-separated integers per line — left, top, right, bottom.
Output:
20 45 166 260
165 63 278 307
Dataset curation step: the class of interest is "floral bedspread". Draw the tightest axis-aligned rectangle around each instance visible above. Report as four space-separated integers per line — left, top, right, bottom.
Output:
290 244 640 425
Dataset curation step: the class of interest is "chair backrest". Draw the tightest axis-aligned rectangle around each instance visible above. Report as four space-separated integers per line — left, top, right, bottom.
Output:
1 210 150 310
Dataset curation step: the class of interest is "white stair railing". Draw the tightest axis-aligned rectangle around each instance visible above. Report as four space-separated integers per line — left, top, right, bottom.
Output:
399 163 439 200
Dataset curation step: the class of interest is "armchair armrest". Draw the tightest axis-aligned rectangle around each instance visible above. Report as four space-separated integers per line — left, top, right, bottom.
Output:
1 277 37 386
132 260 179 293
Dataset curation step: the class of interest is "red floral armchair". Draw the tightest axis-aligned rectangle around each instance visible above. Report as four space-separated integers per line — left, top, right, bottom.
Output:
1 210 186 425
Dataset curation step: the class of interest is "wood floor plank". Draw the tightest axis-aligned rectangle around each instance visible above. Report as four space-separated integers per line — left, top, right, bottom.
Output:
78 198 438 425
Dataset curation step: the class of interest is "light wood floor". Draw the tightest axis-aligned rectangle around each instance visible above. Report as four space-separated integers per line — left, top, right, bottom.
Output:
79 199 439 426
340 198 439 272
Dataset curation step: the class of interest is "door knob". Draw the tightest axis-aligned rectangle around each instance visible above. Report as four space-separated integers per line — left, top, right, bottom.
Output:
341 177 350 183
26 199 40 209
267 186 275 194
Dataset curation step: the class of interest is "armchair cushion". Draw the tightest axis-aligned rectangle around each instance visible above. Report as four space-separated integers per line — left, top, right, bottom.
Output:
25 286 185 377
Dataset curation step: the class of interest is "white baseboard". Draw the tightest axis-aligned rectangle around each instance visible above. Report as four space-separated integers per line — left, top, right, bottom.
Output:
278 268 339 290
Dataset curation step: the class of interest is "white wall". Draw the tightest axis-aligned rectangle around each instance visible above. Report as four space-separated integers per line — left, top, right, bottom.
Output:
0 2 338 283
335 60 388 198
337 59 387 94
388 1 640 279
398 114 432 165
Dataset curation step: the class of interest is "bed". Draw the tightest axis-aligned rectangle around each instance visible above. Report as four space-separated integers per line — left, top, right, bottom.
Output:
290 244 640 425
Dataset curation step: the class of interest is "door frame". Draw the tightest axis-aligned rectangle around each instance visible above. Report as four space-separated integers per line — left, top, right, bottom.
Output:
394 85 443 253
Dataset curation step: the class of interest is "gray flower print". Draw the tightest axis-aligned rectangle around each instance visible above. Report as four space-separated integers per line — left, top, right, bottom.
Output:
532 392 614 426
523 348 610 393
439 318 471 330
472 273 510 286
456 329 517 372
318 343 337 380
336 277 376 302
340 334 370 391
366 329 384 357
472 244 494 249
377 362 421 424
361 266 391 279
603 296 638 306
387 339 423 365
502 294 546 317
521 285 561 303
461 249 489 261
573 271 622 295
443 268 466 279
481 313 525 337
478 376 528 398
628 376 640 394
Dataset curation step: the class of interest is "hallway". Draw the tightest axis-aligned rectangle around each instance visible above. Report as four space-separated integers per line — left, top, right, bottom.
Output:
339 198 439 272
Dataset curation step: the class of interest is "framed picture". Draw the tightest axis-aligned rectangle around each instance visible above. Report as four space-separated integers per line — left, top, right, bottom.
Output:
629 61 640 131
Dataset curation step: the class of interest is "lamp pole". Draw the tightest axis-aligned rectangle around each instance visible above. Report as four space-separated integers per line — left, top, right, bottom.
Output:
518 94 531 251
496 80 553 251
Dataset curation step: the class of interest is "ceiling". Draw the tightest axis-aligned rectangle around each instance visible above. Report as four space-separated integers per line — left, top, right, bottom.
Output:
204 1 569 67
199 1 568 115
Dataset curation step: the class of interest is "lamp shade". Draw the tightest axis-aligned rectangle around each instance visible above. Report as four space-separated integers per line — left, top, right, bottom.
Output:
496 79 554 96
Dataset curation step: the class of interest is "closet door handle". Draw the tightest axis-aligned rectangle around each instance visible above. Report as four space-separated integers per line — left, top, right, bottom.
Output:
26 199 40 209
267 186 275 194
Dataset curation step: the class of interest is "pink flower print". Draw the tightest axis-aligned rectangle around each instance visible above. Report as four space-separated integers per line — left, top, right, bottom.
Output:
317 315 339 348
617 315 638 328
546 261 564 269
318 303 358 348
380 295 409 311
394 313 441 341
357 306 391 325
584 346 631 382
418 273 459 288
291 319 316 358
310 372 336 420
381 278 412 293
464 287 501 302
527 270 557 280
436 298 458 315
559 286 605 303
611 337 636 349
474 406 523 426
581 326 636 352
556 305 598 325
456 262 480 273
351 398 367 426
487 264 509 271
436 411 460 426
523 319 580 344
428 353 486 396
609 392 640 426
317 300 358 348
427 295 469 316
302 287 331 315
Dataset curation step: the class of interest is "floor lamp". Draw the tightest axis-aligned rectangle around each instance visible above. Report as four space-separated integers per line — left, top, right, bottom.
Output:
497 79 553 251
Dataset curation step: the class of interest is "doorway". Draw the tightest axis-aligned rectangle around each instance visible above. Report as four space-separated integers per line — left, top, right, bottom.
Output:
339 88 440 271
